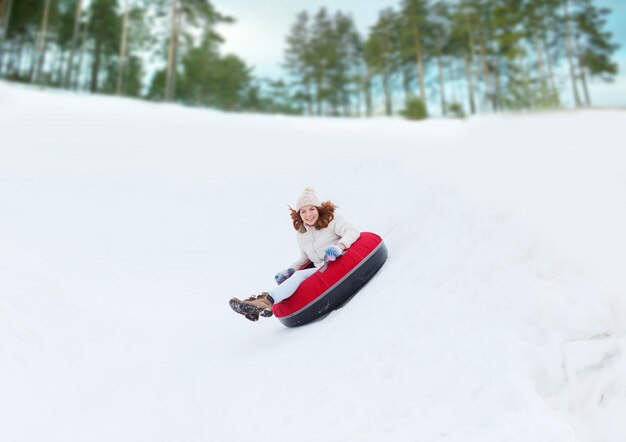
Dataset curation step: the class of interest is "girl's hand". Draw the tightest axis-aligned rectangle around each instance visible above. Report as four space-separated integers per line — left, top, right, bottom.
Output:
274 268 295 285
324 245 344 261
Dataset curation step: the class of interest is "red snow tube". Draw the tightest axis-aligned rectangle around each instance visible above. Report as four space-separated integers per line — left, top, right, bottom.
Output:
273 232 388 327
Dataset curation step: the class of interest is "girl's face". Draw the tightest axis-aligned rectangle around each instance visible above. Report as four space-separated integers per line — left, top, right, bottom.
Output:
300 205 319 226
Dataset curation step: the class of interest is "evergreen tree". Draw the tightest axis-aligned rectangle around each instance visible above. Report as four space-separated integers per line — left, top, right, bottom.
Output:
33 0 52 84
449 1 476 114
365 8 402 116
400 0 430 103
2 0 39 79
431 1 451 115
562 0 583 106
491 0 527 110
326 11 360 116
309 8 333 115
284 11 314 114
162 0 232 102
0 0 621 116
115 1 149 97
573 0 619 105
176 30 220 105
0 0 15 73
88 0 120 93
61 0 83 88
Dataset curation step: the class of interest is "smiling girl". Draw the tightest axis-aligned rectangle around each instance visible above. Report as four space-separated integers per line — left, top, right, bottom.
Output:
229 188 360 321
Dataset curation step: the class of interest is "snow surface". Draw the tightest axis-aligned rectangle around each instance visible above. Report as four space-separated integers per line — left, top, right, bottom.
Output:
1 80 625 442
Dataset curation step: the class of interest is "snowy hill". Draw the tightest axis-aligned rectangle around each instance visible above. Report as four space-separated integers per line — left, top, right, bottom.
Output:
1 80 625 442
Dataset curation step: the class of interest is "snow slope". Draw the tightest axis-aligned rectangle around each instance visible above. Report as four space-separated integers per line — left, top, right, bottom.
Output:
1 81 625 442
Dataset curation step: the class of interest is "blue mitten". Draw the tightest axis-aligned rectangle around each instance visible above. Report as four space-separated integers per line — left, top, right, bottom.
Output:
274 268 295 285
324 245 344 261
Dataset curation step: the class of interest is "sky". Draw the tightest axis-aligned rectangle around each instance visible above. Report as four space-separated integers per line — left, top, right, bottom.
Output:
215 0 626 108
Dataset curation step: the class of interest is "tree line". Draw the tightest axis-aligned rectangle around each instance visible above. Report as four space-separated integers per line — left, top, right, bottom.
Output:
284 0 619 117
0 0 619 117
0 0 292 112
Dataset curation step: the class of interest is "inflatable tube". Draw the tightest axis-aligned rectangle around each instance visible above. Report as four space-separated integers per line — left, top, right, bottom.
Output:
273 232 388 327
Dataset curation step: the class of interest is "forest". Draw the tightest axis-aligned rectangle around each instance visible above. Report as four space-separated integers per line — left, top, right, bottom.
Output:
0 0 619 117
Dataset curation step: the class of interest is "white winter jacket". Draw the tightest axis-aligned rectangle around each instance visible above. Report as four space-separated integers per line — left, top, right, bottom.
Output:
289 214 360 270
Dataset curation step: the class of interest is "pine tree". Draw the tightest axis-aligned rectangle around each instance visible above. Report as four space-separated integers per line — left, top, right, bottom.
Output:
562 0 582 106
327 11 360 116
0 0 15 73
284 11 313 114
365 8 402 116
176 30 220 105
572 0 619 106
33 0 52 84
309 8 333 115
62 0 83 88
491 0 527 110
116 0 131 95
400 0 430 103
450 1 476 114
431 1 451 115
519 0 558 108
88 0 119 93
163 0 232 102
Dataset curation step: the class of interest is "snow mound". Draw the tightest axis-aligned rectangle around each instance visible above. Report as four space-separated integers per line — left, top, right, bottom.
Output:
1 80 625 442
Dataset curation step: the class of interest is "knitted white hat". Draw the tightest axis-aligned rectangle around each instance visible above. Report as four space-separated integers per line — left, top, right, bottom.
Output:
295 187 321 211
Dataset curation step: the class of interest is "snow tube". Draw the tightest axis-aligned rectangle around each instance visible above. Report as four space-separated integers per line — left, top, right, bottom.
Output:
273 232 388 327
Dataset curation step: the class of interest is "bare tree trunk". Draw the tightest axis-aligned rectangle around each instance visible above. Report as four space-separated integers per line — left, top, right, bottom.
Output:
165 0 178 102
29 41 36 80
382 70 392 116
34 0 51 85
533 34 548 98
0 0 13 41
521 57 532 109
91 40 102 92
573 32 591 106
578 60 591 106
344 87 353 117
562 0 581 107
17 35 28 78
415 36 426 103
74 20 89 90
401 64 411 106
541 32 558 100
0 0 15 74
64 0 83 88
314 74 322 115
533 37 546 81
477 31 495 112
493 62 501 112
2 35 12 75
363 68 373 117
8 32 23 77
463 51 476 114
54 47 64 84
305 81 313 115
436 32 446 116
117 0 131 95
464 15 477 114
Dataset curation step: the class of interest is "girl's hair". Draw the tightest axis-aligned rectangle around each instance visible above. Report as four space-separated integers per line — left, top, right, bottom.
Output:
290 201 337 233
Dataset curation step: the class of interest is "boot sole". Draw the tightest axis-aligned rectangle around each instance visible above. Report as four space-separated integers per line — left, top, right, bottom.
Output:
229 298 273 321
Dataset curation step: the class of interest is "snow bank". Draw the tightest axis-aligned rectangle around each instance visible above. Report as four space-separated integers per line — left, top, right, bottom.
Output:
1 80 625 442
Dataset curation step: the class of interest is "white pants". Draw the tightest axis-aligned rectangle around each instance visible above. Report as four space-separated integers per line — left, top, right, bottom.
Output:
268 268 317 303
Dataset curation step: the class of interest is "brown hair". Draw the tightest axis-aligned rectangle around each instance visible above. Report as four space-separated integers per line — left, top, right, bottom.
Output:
289 201 337 233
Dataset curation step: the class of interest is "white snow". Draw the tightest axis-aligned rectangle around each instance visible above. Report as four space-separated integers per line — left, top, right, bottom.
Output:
1 80 625 442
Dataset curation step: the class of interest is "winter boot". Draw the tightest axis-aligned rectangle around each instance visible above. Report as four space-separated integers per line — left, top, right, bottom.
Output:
229 293 274 321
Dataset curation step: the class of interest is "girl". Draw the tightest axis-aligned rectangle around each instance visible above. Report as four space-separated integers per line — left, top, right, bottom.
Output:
229 188 360 321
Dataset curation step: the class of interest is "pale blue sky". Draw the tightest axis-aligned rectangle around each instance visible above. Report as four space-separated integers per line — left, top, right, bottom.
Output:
215 0 626 107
